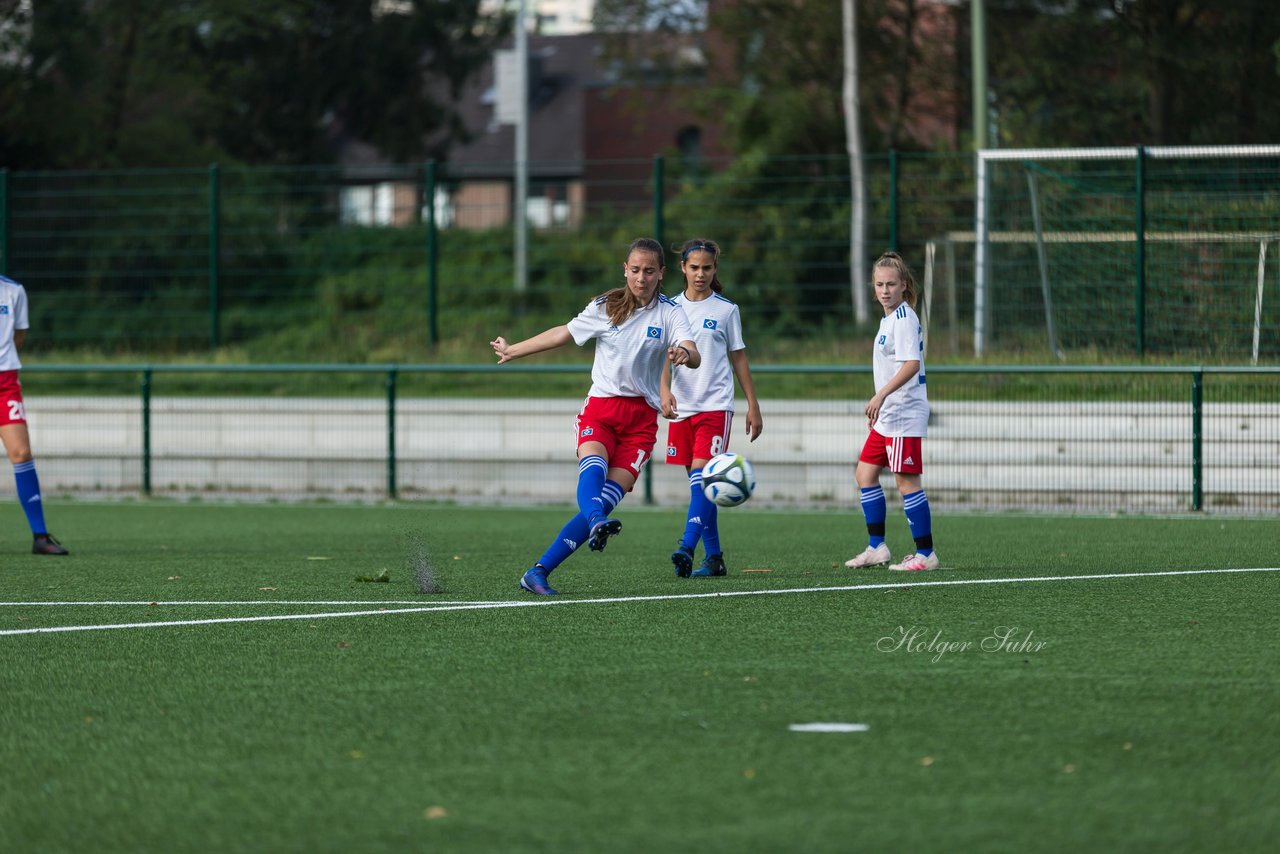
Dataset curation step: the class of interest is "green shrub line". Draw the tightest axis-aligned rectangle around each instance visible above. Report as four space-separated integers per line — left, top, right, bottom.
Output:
13 154 1280 363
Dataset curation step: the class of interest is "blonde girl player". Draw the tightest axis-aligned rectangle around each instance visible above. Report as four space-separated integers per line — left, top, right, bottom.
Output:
660 239 762 578
491 238 700 596
0 274 69 555
844 251 939 572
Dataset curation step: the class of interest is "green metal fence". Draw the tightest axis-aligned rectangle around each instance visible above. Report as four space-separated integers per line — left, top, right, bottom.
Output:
13 364 1278 514
2 149 1277 362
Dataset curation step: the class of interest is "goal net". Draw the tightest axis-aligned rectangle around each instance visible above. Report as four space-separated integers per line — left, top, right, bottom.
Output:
954 146 1280 361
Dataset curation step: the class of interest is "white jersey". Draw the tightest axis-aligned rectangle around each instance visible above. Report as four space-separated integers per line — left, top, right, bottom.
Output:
669 291 745 420
0 275 30 371
872 303 929 436
567 293 695 412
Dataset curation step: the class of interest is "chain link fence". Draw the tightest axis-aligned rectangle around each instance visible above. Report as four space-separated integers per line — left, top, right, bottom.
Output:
12 364 1278 514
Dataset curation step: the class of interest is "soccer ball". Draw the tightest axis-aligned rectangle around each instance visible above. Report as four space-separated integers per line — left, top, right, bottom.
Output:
701 452 756 508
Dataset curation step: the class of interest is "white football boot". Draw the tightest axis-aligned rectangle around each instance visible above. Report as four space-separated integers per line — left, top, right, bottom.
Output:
844 543 892 568
888 552 940 572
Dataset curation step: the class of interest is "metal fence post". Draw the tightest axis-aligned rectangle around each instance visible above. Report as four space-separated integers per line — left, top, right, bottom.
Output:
386 367 398 499
1191 369 1203 511
208 164 221 350
141 368 152 496
1135 146 1146 357
425 160 439 347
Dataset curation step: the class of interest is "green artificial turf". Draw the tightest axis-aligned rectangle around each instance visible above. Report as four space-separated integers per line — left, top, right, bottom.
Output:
1 501 1277 852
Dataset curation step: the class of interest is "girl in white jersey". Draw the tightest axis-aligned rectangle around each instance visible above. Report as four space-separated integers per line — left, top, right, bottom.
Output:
0 274 69 555
844 251 939 572
660 239 762 578
491 238 701 596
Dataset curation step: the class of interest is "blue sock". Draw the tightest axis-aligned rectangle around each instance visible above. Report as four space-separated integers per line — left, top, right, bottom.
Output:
14 460 48 535
680 469 708 551
860 485 887 548
601 480 624 515
538 480 625 571
576 455 608 526
698 474 721 556
902 490 933 556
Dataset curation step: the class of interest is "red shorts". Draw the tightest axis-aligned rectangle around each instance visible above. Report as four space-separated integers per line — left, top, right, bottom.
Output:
665 411 733 466
859 429 923 474
0 371 25 425
575 396 659 481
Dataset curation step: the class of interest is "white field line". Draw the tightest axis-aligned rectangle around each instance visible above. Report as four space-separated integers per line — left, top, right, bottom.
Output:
0 600 490 607
1 566 1277 638
789 723 870 733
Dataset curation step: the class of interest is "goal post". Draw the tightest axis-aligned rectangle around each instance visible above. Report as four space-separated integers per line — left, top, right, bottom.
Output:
972 145 1280 359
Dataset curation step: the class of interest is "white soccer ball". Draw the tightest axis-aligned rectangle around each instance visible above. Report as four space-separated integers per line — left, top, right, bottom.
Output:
701 452 756 508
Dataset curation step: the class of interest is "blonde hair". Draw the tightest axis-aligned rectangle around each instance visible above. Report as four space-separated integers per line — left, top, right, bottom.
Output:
603 238 665 326
872 250 918 309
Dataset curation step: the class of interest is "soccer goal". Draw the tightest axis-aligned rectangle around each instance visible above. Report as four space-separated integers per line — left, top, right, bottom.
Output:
959 146 1280 360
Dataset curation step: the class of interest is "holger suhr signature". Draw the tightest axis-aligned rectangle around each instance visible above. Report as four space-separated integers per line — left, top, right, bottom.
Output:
876 626 1048 663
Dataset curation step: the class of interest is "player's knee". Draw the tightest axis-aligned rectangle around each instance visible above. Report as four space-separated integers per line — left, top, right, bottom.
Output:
894 473 922 493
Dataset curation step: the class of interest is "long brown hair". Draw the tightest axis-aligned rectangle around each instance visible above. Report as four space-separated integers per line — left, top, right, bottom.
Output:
603 237 665 326
677 238 724 294
872 250 918 308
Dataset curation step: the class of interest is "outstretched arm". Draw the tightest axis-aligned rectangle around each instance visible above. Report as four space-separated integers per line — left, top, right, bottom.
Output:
491 325 573 364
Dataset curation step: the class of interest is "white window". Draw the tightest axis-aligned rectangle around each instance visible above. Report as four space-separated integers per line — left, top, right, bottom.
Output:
526 187 570 228
339 183 396 226
426 185 455 230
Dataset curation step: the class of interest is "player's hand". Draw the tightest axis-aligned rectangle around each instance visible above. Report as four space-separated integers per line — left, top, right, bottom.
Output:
661 392 678 420
668 345 691 366
745 407 763 442
865 394 883 427
490 337 512 364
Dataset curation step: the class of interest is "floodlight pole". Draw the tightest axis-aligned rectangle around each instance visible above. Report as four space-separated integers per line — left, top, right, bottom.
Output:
514 0 529 294
971 0 988 151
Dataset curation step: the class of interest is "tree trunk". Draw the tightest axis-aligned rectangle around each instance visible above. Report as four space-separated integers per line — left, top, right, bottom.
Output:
844 0 869 326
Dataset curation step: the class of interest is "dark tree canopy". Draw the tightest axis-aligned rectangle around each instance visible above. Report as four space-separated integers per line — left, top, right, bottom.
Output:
0 0 508 169
989 0 1280 146
4 0 1279 170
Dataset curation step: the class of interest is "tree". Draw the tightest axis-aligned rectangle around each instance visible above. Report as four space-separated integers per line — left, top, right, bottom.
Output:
0 0 509 169
185 0 510 165
987 0 1280 146
595 0 959 158
1112 0 1280 145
